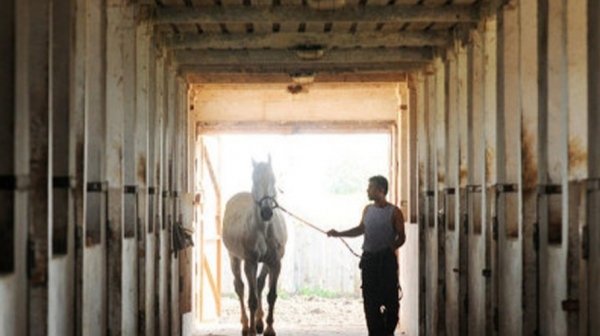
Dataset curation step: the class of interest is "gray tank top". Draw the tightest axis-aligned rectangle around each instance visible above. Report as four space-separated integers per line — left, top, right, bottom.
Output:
362 204 396 253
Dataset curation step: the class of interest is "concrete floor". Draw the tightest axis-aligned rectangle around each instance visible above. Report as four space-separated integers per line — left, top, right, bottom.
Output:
195 323 366 336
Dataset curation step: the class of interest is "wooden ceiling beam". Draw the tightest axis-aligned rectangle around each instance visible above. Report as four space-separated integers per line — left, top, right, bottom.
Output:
163 31 450 49
186 72 410 83
153 5 480 24
174 48 433 65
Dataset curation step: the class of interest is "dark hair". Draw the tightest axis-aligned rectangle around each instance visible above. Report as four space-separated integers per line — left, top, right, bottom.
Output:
369 175 388 195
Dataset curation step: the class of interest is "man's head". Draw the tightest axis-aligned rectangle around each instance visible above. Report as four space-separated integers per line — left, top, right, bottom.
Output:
367 175 388 201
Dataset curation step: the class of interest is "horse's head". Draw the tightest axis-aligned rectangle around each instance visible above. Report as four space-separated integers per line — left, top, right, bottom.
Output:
251 155 278 221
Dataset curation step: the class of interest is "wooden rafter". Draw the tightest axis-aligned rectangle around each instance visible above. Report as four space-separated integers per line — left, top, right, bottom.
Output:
174 47 433 65
163 31 450 49
153 5 480 25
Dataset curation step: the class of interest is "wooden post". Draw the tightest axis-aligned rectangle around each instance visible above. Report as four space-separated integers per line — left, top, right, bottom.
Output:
588 0 600 332
444 45 460 336
135 13 151 336
24 0 51 334
497 3 523 335
467 24 486 336
456 39 469 336
519 1 540 335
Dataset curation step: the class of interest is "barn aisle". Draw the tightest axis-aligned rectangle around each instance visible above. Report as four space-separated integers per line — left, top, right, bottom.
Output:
195 296 377 336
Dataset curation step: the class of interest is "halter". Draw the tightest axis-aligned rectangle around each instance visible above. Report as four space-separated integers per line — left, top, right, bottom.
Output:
255 195 279 221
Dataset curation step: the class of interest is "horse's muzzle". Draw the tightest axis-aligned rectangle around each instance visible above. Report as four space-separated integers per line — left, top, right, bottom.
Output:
260 206 274 221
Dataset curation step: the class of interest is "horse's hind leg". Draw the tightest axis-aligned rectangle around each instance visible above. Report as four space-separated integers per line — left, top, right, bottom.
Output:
255 264 269 334
230 257 249 336
264 260 281 336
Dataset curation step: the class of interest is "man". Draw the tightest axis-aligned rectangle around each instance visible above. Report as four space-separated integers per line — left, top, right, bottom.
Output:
327 175 406 336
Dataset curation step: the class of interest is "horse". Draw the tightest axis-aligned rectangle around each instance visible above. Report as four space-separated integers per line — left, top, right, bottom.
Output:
222 157 287 336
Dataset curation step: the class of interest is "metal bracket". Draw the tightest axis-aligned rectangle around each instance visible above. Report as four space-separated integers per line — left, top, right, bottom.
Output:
561 299 579 312
425 190 435 197
0 174 30 190
495 183 518 193
148 186 156 195
586 178 600 192
53 176 76 189
124 185 138 194
466 184 482 193
444 188 456 195
86 181 108 193
537 184 562 195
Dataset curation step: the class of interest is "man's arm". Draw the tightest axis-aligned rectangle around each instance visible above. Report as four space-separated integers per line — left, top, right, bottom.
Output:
327 206 367 238
392 207 406 249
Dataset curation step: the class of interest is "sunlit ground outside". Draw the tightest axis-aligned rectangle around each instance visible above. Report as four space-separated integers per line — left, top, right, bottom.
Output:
196 133 391 335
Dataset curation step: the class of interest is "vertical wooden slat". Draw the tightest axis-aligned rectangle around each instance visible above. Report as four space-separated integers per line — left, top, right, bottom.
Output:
434 56 447 336
444 45 460 336
26 0 51 334
467 24 486 336
565 1 588 335
519 0 540 335
587 0 600 333
456 41 469 336
482 14 498 336
497 4 523 335
106 2 126 334
0 1 23 335
135 17 151 336
49 0 77 334
415 71 427 336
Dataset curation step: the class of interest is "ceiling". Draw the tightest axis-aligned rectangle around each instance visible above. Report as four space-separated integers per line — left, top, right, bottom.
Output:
144 0 482 83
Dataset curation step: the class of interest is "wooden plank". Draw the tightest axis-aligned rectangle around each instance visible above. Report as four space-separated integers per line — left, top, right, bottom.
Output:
165 30 449 48
588 0 600 333
196 120 394 134
174 47 433 64
155 5 480 24
518 0 539 334
186 71 412 82
26 0 51 334
180 62 427 76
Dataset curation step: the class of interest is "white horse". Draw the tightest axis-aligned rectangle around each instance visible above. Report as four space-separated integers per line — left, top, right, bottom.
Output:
223 157 287 336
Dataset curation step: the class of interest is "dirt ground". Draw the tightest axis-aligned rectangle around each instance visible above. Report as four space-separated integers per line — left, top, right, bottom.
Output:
195 295 368 336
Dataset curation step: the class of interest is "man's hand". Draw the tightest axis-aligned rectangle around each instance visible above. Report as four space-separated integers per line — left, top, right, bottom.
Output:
327 229 339 237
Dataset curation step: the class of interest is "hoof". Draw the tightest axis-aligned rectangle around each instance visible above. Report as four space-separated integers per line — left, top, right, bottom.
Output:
256 320 264 334
264 326 276 336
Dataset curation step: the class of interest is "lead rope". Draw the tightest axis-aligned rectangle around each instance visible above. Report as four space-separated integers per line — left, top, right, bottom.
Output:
274 202 361 259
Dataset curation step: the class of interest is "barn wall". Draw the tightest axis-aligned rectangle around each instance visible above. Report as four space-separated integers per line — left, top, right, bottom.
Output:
0 1 192 335
192 83 400 123
414 1 594 335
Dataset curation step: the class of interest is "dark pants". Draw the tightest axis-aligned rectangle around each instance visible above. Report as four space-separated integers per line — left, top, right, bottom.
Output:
360 249 399 336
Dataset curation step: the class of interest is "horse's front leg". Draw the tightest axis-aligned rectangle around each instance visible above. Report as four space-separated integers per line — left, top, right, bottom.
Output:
230 257 249 335
244 260 259 336
256 264 269 334
264 260 281 336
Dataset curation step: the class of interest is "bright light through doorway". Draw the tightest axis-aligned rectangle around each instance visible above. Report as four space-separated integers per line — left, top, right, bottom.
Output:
197 132 392 334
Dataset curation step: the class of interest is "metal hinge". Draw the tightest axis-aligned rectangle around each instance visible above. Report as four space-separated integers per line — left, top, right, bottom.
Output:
482 269 492 278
